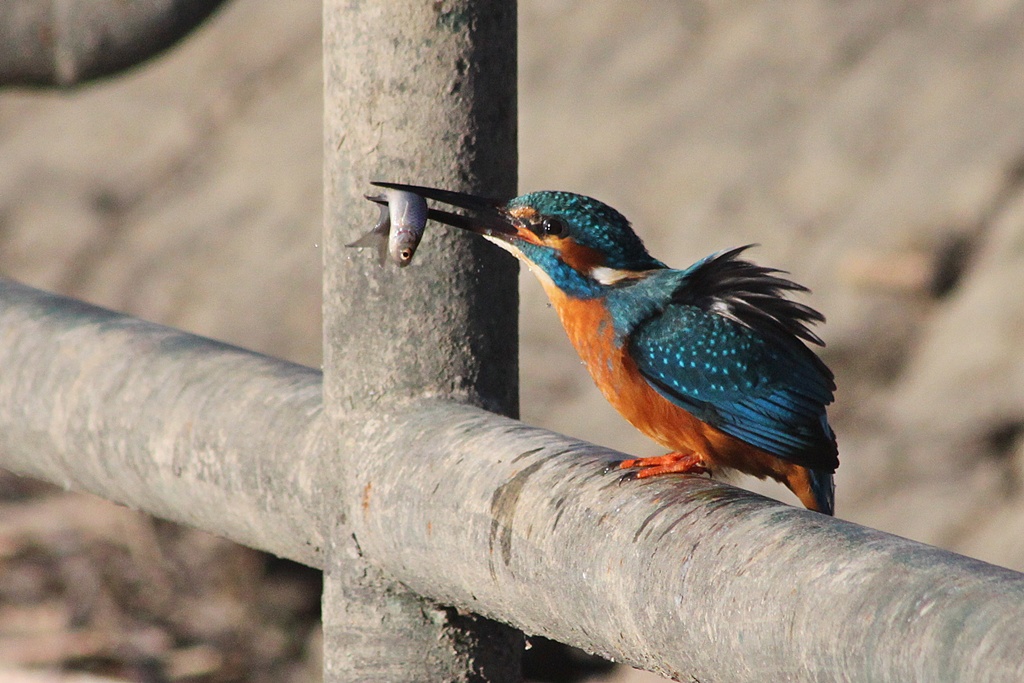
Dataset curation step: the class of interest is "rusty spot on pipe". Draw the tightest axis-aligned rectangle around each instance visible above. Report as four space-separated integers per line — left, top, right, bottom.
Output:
361 481 372 515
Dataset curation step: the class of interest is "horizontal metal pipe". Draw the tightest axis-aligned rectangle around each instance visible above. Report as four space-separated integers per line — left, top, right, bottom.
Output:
1 280 1022 682
0 0 227 87
0 279 324 566
347 403 1024 683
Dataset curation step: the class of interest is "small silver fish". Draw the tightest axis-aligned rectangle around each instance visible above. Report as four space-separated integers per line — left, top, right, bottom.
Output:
347 188 428 267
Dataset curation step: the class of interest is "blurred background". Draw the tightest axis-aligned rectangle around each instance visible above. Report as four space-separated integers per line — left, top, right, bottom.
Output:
1 1 1023 681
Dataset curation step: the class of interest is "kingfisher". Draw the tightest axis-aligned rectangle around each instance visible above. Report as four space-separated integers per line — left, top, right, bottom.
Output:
371 182 839 515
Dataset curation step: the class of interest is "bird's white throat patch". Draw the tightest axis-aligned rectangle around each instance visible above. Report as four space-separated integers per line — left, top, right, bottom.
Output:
482 233 521 257
482 234 559 291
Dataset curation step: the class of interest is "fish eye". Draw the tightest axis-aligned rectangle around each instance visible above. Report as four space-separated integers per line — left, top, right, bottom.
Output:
399 248 413 261
539 217 568 237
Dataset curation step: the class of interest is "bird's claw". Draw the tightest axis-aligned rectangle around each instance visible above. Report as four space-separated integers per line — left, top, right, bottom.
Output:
603 459 641 484
601 460 626 475
617 470 638 485
603 459 639 477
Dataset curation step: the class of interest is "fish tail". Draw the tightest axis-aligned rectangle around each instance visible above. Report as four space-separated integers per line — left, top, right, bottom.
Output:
347 229 388 266
347 205 391 266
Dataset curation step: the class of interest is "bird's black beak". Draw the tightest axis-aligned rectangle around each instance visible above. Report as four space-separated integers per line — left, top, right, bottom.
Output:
370 181 516 237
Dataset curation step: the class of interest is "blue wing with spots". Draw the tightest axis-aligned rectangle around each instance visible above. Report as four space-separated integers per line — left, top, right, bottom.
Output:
629 304 838 470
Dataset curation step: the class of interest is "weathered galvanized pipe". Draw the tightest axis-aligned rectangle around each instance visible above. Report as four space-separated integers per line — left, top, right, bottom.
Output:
0 279 325 566
350 401 1024 683
321 0 521 680
1 280 1022 682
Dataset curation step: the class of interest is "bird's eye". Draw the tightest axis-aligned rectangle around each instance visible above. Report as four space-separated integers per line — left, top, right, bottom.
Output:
539 217 567 237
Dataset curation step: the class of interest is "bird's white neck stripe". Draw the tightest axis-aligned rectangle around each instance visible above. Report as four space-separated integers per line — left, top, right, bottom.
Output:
589 265 635 285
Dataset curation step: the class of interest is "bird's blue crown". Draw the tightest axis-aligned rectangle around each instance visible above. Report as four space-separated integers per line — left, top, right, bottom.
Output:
508 192 663 272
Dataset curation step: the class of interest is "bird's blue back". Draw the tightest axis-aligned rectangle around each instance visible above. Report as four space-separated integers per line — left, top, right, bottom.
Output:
604 250 838 470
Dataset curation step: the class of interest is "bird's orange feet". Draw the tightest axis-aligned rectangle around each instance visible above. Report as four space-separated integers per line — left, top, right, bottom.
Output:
618 452 708 479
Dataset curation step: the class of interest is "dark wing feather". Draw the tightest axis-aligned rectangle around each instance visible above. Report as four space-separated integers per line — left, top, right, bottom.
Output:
675 245 826 347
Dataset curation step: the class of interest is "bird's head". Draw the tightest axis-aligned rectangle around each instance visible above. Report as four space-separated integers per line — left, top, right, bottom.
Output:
370 182 664 297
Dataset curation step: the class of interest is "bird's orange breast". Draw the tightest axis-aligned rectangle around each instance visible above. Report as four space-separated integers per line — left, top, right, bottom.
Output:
540 284 801 482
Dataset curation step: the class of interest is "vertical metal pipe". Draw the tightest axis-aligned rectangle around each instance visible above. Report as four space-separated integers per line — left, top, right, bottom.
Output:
321 1 520 681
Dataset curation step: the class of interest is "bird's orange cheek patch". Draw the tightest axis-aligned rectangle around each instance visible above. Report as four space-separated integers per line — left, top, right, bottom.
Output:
513 227 545 246
551 237 604 273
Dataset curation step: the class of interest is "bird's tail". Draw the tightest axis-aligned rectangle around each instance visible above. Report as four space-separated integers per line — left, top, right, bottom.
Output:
807 469 835 516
